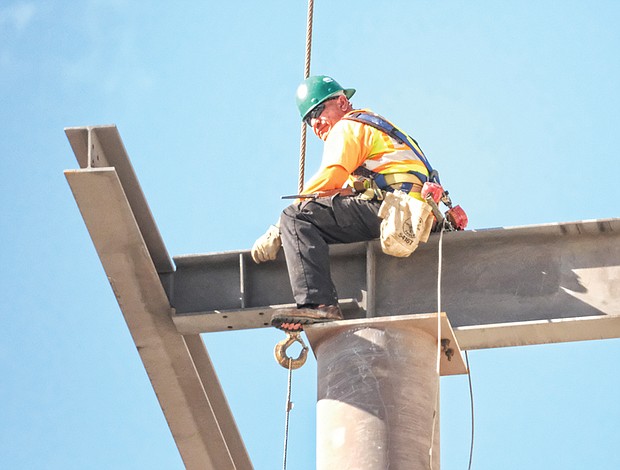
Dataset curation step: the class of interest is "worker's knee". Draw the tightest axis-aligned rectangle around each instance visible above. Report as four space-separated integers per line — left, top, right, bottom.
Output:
280 203 302 228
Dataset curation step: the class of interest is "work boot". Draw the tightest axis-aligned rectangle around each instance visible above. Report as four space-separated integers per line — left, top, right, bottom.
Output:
271 304 343 331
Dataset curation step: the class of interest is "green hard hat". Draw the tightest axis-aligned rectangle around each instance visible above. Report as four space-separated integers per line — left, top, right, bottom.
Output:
296 75 356 120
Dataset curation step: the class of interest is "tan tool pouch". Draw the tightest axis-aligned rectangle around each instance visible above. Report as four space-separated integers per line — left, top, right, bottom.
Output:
377 190 434 257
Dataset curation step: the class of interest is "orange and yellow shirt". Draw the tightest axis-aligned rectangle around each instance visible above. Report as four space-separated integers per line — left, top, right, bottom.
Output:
302 109 429 198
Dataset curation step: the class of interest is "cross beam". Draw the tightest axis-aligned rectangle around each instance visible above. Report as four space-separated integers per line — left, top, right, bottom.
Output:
64 125 252 470
171 220 620 350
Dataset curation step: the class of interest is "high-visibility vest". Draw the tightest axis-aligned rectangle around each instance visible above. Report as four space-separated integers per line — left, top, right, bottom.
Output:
344 110 440 194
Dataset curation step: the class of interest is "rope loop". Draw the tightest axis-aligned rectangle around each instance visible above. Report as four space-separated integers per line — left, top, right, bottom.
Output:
274 331 308 370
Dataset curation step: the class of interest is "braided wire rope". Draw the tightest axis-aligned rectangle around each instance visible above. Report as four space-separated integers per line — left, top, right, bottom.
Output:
288 2 476 466
297 0 314 193
281 358 294 470
281 4 315 467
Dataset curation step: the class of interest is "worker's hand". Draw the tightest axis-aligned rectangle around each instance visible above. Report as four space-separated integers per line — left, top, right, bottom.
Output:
251 225 282 263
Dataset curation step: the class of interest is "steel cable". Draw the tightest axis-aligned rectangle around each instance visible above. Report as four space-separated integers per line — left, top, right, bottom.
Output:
297 0 314 193
281 3 315 466
281 358 294 470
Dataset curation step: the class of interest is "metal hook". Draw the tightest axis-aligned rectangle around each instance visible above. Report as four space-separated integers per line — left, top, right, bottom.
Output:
274 332 309 369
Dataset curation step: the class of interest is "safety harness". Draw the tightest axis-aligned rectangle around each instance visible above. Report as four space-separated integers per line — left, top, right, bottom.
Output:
345 111 441 194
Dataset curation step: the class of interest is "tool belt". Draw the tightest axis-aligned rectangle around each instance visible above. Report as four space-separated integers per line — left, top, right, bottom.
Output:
377 189 434 257
381 173 424 194
282 173 424 201
353 172 424 201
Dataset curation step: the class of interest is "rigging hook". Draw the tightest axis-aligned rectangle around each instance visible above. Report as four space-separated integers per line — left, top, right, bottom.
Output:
274 331 308 369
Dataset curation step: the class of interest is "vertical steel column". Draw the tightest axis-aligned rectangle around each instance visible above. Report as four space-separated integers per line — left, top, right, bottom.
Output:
313 324 440 469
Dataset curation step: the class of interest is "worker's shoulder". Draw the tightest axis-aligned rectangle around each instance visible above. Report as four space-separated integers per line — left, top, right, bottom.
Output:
339 109 383 132
343 108 376 121
339 109 390 143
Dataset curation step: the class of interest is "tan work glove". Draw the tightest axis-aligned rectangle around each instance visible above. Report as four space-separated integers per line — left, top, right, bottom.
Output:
251 225 282 263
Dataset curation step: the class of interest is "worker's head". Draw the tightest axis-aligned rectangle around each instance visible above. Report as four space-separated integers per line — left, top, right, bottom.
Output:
296 75 355 140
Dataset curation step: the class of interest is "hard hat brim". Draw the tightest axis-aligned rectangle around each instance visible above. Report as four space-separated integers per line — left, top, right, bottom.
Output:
302 88 357 120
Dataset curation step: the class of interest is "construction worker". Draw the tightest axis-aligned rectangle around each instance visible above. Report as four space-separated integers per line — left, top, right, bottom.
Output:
251 75 435 328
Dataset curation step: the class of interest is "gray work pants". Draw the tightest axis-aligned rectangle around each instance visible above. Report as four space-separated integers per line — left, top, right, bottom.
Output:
279 196 382 306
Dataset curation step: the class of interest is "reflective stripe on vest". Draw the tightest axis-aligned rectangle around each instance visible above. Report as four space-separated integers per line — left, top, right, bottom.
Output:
345 111 440 185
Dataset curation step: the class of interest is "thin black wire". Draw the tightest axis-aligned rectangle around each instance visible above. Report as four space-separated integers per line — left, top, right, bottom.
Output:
465 350 475 470
429 219 446 469
429 218 476 470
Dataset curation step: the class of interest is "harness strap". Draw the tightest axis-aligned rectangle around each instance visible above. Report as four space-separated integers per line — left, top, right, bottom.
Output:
345 111 441 184
374 173 424 193
352 166 424 199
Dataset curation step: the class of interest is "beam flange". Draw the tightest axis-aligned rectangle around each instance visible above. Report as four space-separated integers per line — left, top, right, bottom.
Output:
65 126 252 470
455 314 620 350
65 125 174 273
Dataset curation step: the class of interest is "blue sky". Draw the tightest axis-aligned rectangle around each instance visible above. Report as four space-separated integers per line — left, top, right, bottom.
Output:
1 1 619 468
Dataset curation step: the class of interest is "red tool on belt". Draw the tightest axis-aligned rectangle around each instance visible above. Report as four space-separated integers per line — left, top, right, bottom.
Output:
421 182 468 231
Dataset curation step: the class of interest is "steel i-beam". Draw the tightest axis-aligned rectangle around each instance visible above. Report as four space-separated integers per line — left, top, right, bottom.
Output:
65 125 252 470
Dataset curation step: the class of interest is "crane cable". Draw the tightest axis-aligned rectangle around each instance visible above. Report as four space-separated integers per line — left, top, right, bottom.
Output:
280 3 316 469
289 2 477 467
281 358 294 470
297 0 314 193
276 332 308 470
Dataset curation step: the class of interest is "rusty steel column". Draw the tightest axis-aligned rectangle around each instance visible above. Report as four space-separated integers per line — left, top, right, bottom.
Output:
312 323 440 470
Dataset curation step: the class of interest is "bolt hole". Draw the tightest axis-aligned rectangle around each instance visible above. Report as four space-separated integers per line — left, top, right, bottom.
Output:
258 312 265 316
227 326 233 329
222 315 228 318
